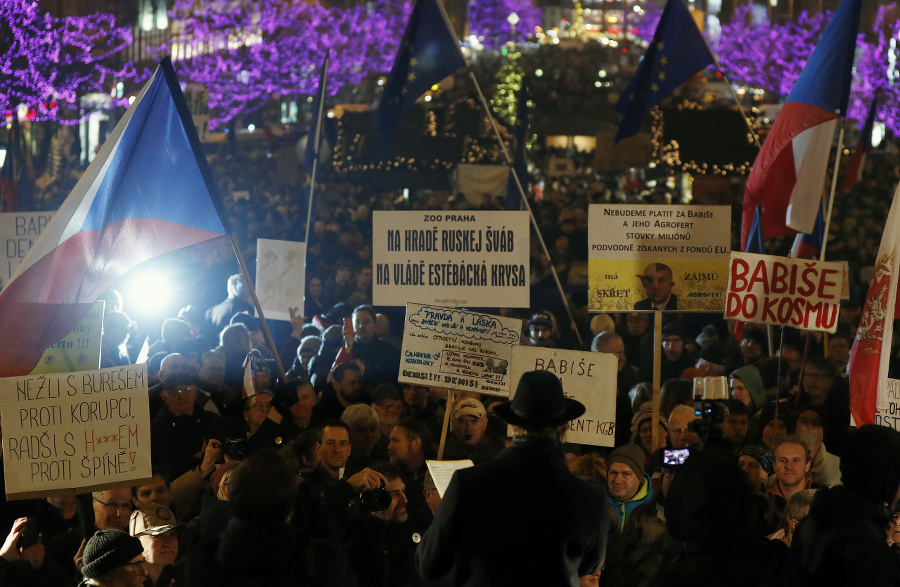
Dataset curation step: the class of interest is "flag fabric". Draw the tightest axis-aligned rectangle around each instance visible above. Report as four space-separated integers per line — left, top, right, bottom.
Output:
789 204 826 259
0 58 230 377
745 207 765 254
614 0 714 144
242 350 262 398
841 95 878 192
0 117 34 212
505 81 529 210
304 51 330 172
373 0 467 139
849 182 900 426
741 0 861 250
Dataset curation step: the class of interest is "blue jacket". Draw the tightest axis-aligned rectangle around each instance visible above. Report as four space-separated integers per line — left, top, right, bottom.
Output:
607 473 654 531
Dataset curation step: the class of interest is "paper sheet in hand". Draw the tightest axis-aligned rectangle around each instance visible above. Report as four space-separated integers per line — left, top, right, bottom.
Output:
426 459 473 498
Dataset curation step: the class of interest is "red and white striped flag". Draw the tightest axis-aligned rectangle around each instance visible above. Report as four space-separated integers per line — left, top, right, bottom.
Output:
849 183 900 425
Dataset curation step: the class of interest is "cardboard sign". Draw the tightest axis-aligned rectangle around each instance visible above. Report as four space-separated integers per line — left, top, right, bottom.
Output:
0 364 152 499
0 211 54 287
588 204 731 312
29 301 103 375
508 346 618 447
373 211 530 308
399 303 521 395
726 252 844 333
256 239 306 322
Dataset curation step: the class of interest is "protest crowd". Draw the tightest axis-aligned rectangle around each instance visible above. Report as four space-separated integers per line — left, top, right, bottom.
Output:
3 11 900 578
0 123 898 587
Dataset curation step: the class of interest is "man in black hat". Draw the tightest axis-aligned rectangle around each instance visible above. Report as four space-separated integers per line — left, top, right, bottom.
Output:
416 370 608 585
78 529 146 587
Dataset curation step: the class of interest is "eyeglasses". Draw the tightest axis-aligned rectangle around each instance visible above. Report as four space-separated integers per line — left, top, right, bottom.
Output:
375 401 403 410
93 497 134 513
167 386 198 395
124 559 146 572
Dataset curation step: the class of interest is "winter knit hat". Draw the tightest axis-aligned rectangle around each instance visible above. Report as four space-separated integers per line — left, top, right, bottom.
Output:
81 529 144 579
608 443 646 479
729 365 766 409
738 444 774 475
630 402 668 436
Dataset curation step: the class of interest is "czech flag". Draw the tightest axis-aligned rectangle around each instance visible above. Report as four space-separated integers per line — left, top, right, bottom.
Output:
741 0 861 250
0 59 230 377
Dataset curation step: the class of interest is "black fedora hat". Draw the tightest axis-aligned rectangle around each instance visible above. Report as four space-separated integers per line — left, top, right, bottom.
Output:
494 371 585 428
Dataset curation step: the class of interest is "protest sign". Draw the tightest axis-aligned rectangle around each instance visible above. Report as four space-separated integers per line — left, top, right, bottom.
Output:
877 379 900 431
30 301 103 375
0 364 152 499
184 84 210 141
726 252 844 333
426 460 473 498
373 211 530 308
399 303 522 395
588 204 731 312
256 239 306 321
0 211 54 286
508 346 617 447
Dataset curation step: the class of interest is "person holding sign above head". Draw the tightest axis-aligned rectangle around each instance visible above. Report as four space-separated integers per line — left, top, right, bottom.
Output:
416 371 608 586
634 263 678 311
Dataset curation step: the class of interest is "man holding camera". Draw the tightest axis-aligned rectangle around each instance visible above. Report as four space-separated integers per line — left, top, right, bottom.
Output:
416 371 608 585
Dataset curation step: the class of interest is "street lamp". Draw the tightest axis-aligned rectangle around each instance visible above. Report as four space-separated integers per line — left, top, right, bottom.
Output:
507 12 519 40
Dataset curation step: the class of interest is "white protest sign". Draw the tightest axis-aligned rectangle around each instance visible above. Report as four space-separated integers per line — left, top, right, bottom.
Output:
400 303 522 395
183 84 210 141
426 459 473 498
726 252 843 333
0 364 152 499
0 211 54 286
373 211 530 308
588 204 730 312
256 239 306 322
508 346 617 447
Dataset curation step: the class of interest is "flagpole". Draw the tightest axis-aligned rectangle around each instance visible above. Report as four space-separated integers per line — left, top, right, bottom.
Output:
467 69 584 348
819 125 845 262
699 42 761 149
230 234 288 381
304 54 330 242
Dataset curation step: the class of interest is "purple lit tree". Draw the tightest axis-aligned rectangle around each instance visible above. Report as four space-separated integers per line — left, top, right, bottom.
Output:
467 0 542 50
846 4 900 134
158 0 411 129
625 0 664 44
0 0 134 121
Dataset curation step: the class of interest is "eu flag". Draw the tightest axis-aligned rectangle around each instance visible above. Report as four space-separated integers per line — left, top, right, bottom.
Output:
505 81 529 210
614 0 714 144
374 0 466 138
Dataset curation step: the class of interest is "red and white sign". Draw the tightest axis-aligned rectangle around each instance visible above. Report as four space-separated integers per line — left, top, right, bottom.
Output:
726 252 843 333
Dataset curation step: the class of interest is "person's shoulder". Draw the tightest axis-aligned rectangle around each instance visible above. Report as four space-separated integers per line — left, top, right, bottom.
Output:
634 298 652 310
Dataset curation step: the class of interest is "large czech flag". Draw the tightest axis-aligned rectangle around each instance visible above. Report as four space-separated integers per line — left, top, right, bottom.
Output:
741 0 861 251
0 59 230 376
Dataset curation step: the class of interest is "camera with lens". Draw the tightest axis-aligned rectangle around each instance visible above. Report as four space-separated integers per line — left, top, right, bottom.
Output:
221 438 252 461
689 399 728 446
357 482 392 513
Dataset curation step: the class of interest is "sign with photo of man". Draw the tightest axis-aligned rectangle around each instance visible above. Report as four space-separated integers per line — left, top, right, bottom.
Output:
588 204 731 312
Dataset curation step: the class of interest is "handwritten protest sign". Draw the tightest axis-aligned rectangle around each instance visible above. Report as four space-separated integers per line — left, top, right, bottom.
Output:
588 204 730 312
876 379 900 431
0 211 54 286
256 239 306 321
400 303 522 395
29 301 103 375
508 346 617 447
0 364 152 499
726 252 844 333
373 211 530 308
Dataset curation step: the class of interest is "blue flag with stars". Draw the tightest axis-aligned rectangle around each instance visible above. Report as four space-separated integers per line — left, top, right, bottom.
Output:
614 0 714 144
374 0 466 140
